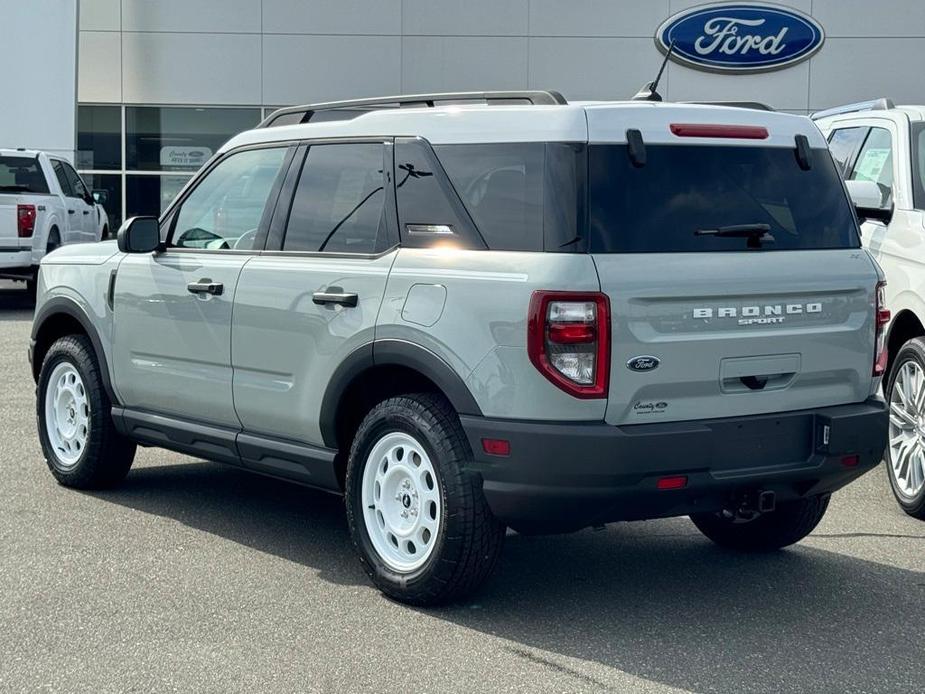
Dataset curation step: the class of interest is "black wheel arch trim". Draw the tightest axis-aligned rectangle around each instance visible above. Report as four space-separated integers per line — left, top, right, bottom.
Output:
318 339 482 448
31 296 119 406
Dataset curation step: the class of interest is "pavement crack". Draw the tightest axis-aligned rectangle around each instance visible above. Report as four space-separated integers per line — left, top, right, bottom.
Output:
505 646 614 691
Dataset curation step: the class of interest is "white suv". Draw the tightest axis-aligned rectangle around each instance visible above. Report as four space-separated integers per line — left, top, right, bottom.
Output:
815 100 925 519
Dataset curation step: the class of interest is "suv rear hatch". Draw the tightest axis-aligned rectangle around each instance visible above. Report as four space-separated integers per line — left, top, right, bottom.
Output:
585 106 880 426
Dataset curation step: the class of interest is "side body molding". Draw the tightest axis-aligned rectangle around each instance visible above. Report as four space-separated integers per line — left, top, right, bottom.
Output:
318 339 483 448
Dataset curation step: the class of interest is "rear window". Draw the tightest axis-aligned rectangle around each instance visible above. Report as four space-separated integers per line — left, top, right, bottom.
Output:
588 144 859 253
434 143 585 252
0 155 49 194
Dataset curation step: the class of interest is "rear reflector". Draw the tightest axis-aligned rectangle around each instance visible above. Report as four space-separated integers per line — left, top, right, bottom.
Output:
482 438 511 457
841 455 860 468
670 124 769 140
656 475 688 490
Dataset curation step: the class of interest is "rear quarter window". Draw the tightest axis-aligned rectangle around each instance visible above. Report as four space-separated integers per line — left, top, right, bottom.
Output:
0 155 50 194
588 144 859 253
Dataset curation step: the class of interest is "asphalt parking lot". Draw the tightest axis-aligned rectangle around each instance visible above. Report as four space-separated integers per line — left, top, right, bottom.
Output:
1 279 923 694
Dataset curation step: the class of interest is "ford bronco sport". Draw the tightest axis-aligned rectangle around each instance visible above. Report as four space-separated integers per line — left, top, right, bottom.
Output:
31 91 888 605
814 99 925 519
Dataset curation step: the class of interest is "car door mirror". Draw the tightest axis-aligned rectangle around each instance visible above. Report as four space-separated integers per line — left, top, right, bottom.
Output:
117 216 161 253
92 189 108 205
846 179 893 224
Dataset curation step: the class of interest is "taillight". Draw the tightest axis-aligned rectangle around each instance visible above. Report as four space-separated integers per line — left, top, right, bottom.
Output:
527 291 610 398
17 204 36 238
874 280 890 376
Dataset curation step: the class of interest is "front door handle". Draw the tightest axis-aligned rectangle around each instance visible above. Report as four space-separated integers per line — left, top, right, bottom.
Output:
187 279 224 296
82 210 90 215
67 209 75 214
312 291 358 307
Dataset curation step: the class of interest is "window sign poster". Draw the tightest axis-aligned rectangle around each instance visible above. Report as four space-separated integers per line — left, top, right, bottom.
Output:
854 148 890 182
160 146 212 170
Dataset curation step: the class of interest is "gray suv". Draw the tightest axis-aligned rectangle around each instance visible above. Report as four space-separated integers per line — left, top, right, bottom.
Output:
30 92 888 605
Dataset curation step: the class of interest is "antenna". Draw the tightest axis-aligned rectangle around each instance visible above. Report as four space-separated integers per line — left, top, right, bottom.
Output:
632 40 675 102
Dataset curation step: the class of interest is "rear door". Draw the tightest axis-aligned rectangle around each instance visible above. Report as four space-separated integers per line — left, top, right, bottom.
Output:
112 144 291 430
49 159 83 243
232 140 397 459
60 161 98 242
585 108 880 426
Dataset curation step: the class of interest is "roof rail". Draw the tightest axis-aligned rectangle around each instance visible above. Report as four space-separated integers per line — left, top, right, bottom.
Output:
810 98 895 120
682 101 774 112
258 90 568 128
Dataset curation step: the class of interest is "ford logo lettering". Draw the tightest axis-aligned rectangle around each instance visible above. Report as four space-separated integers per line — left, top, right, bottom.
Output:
627 356 660 372
655 3 825 73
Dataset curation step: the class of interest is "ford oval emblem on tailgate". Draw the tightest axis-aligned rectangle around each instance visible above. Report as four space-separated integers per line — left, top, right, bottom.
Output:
655 3 825 73
627 356 660 372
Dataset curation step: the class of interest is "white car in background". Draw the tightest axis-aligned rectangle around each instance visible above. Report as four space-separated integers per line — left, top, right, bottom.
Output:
814 99 925 519
0 149 109 294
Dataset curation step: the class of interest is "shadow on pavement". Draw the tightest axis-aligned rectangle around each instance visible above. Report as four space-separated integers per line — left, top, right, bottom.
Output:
91 459 923 692
0 282 35 316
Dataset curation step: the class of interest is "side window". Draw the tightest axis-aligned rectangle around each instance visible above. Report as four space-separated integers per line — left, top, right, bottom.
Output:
62 162 89 200
283 143 387 254
393 138 482 249
171 146 287 251
827 127 868 176
51 160 74 197
849 127 894 207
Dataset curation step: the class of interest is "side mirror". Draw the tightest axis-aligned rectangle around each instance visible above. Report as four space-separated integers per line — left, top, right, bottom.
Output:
846 179 893 224
92 189 108 205
117 216 161 253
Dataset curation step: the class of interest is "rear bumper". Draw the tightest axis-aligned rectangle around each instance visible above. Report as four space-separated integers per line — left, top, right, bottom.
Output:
0 249 34 277
459 398 888 533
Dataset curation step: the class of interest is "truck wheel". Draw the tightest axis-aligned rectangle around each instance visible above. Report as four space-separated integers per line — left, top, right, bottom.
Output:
690 495 830 551
345 393 505 605
47 227 60 253
885 338 925 519
36 335 135 489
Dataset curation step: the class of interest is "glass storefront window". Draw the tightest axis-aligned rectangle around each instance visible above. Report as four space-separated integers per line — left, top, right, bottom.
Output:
81 173 122 231
125 106 261 172
77 105 121 170
126 175 192 218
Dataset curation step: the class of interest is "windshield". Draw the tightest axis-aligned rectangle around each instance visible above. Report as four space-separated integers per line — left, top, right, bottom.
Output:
913 123 925 211
588 144 859 253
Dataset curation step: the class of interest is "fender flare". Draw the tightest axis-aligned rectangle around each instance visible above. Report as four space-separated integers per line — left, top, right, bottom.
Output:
31 297 119 405
318 339 482 448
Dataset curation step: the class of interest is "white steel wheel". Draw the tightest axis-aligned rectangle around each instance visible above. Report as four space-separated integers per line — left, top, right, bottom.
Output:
361 431 442 573
888 359 925 499
43 361 91 469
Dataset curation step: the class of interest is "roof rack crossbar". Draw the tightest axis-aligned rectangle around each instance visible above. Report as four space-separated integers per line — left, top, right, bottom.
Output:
810 98 895 120
258 90 568 128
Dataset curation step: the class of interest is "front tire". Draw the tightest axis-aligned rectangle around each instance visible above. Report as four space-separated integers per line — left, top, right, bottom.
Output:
885 338 925 519
345 393 505 605
37 335 136 488
690 495 830 551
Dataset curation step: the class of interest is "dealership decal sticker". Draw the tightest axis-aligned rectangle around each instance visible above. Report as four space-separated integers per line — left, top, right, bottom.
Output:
655 2 825 73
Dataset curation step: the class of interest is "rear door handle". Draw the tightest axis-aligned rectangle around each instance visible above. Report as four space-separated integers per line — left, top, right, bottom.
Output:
67 209 75 214
187 279 224 296
82 210 90 215
312 291 358 307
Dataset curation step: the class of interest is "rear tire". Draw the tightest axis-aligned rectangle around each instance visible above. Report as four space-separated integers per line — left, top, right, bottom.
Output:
46 227 61 254
691 495 830 551
345 393 505 605
36 335 135 489
884 338 925 519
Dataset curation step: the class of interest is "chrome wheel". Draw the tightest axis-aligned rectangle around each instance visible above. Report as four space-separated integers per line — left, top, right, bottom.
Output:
44 362 90 469
888 359 925 498
361 431 442 573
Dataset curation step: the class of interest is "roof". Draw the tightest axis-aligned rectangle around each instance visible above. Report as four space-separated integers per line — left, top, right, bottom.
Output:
0 148 41 157
221 100 825 153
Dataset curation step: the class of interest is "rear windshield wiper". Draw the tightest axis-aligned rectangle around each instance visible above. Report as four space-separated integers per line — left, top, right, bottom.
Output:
695 223 775 249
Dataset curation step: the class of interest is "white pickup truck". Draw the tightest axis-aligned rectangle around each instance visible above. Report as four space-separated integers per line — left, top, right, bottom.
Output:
1 149 109 293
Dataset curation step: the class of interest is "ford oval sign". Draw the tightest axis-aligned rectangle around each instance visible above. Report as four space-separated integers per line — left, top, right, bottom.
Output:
627 356 660 372
655 3 825 73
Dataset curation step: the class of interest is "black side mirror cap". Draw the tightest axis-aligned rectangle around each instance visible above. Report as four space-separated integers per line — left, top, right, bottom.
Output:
117 216 162 253
855 204 893 225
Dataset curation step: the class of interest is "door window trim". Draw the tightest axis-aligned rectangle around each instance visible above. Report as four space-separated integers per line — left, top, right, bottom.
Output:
262 136 400 259
160 141 297 254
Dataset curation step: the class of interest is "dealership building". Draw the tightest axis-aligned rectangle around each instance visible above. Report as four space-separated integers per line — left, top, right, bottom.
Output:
4 0 925 230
